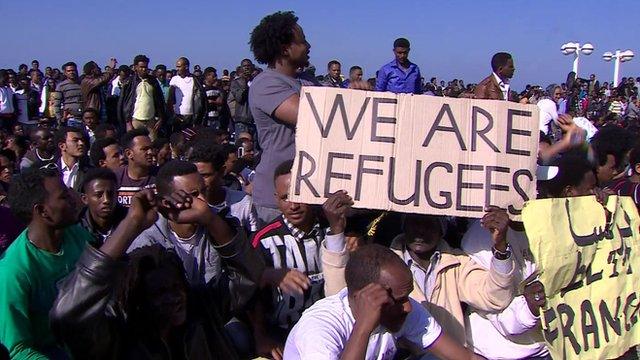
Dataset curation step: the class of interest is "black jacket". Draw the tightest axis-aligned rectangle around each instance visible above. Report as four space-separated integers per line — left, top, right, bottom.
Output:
50 231 264 360
79 204 128 247
117 75 167 125
229 77 253 124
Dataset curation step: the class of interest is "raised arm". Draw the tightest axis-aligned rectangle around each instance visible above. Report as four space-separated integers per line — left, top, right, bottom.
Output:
458 208 516 312
50 190 159 358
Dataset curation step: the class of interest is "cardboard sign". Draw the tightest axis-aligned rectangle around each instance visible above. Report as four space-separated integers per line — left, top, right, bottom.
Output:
290 87 539 217
523 196 640 359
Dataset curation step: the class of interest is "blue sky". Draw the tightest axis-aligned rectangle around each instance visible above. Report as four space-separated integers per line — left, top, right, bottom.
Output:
3 0 639 90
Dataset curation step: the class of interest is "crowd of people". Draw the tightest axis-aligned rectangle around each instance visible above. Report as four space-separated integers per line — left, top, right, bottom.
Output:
1 10 640 360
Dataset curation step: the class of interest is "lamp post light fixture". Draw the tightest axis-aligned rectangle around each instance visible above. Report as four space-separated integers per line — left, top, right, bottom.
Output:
602 50 635 87
561 42 594 78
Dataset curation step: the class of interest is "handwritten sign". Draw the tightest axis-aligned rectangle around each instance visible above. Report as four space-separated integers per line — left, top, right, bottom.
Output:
522 196 640 359
290 87 539 218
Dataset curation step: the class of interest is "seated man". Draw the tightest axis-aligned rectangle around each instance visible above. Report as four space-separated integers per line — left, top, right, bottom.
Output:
461 151 601 359
221 143 246 191
115 128 157 207
19 127 56 170
89 137 125 171
51 189 263 359
79 168 127 247
0 167 91 358
188 140 258 234
250 160 353 349
321 210 517 345
54 126 92 191
284 244 482 359
93 123 118 140
127 159 259 287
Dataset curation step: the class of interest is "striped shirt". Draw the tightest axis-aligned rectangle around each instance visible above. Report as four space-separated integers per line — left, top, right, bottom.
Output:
56 79 83 119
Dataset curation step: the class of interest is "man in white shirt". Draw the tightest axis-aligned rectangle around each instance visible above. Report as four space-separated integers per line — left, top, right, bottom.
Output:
537 85 562 136
55 126 89 192
319 210 517 346
0 70 16 131
30 70 42 94
284 244 482 360
168 57 206 132
462 218 548 360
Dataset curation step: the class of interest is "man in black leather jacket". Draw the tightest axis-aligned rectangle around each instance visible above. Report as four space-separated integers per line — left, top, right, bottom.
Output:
50 188 264 359
117 54 167 138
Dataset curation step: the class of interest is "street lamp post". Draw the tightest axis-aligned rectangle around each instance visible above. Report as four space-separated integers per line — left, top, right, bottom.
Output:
561 42 594 78
602 50 635 87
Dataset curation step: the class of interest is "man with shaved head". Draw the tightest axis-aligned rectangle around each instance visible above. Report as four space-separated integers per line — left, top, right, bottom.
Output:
167 57 206 132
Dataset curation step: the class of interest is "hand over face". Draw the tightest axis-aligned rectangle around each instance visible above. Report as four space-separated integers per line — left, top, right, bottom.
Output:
351 283 393 333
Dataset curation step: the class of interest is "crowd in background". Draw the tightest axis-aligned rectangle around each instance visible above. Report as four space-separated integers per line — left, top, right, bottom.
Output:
1 9 640 360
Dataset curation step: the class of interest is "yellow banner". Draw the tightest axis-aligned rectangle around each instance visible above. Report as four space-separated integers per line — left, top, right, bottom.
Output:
522 196 640 359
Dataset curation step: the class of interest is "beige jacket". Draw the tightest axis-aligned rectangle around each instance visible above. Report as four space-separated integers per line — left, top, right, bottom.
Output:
321 235 517 345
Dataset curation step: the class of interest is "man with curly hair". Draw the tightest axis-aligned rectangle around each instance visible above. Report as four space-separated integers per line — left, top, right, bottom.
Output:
248 11 311 226
0 167 90 358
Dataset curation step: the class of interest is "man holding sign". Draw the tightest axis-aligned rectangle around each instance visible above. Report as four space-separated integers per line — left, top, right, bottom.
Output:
248 12 371 226
521 150 640 360
248 11 313 225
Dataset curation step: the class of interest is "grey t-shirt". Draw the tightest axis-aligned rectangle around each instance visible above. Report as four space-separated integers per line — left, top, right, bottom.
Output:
249 68 301 209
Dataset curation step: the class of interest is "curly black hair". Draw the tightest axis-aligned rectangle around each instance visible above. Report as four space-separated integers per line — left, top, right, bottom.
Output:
115 245 188 332
54 126 86 148
120 128 150 150
545 150 595 198
345 244 409 293
156 160 198 197
89 137 116 167
249 11 299 65
8 167 59 222
80 167 117 194
188 140 226 172
590 126 636 171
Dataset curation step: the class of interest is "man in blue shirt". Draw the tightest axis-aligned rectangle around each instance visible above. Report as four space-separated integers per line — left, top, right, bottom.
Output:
375 38 422 94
